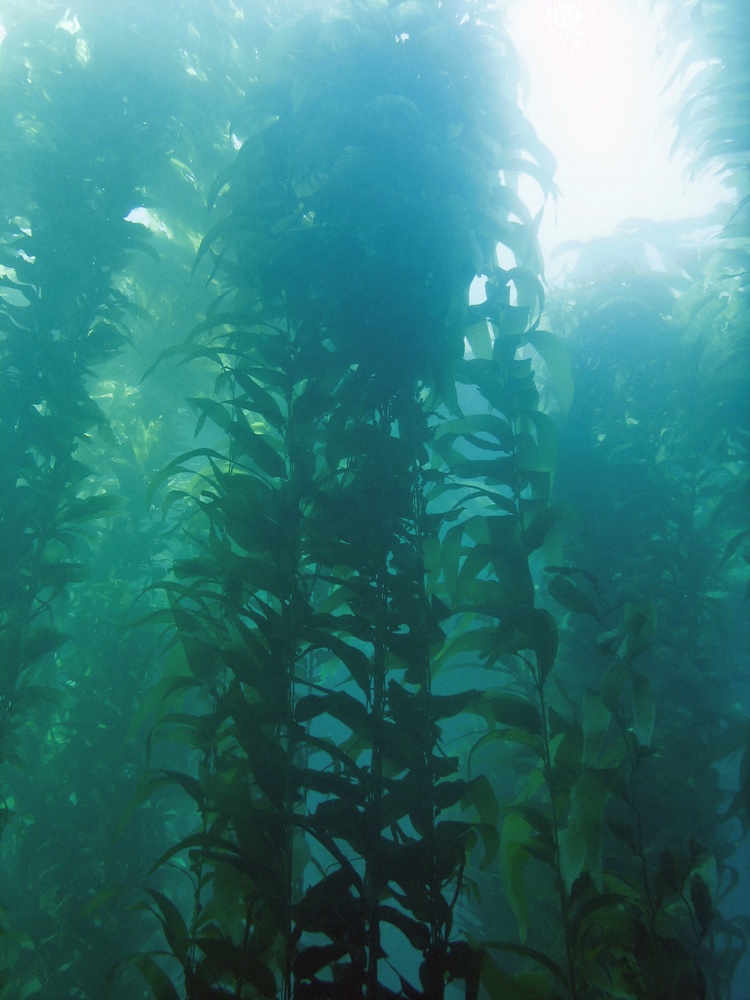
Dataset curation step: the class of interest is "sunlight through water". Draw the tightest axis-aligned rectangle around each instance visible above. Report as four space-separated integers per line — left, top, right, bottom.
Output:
505 0 726 257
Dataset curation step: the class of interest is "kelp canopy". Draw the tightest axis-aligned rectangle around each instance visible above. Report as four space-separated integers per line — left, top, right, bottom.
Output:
0 1 747 999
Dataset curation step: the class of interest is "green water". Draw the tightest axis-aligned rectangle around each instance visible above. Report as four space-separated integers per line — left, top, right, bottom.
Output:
1 2 747 998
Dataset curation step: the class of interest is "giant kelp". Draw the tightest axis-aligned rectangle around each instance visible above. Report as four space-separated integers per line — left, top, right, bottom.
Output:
137 2 559 996
0 1 747 999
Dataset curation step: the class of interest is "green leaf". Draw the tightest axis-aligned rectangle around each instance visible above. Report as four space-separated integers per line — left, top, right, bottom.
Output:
492 607 558 679
302 631 371 696
690 873 712 935
568 892 632 946
430 689 478 721
464 319 494 360
621 601 657 662
470 727 545 763
548 574 602 621
227 418 287 479
515 411 558 475
720 527 750 567
188 396 231 435
500 812 532 942
434 412 514 452
523 503 575 555
55 493 124 525
145 889 190 964
526 330 574 417
479 690 542 734
559 769 612 891
161 770 207 812
465 773 500 828
128 953 182 1000
232 371 286 429
23 626 69 666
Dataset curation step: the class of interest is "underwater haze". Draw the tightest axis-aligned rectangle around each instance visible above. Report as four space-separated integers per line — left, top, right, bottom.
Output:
0 1 748 998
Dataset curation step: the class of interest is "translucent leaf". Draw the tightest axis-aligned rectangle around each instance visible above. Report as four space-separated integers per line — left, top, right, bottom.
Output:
523 503 574 555
500 812 532 942
559 769 611 891
526 329 574 417
464 319 493 360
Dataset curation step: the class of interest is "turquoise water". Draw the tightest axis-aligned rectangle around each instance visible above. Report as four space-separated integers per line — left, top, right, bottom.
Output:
1 2 747 998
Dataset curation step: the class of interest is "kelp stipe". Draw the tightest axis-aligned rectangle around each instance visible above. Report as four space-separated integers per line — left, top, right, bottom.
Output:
140 1 556 996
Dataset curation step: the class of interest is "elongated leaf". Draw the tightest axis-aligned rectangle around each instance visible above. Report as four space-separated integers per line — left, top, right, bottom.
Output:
500 812 532 942
302 630 371 696
379 905 430 951
548 574 602 621
55 493 123 525
568 892 632 945
146 448 228 502
232 372 286 428
128 953 182 1000
526 329 574 417
480 690 541 734
523 503 575 555
189 396 231 434
469 727 544 766
227 418 286 478
145 890 190 964
161 770 207 812
465 773 500 828
23 626 69 667
483 941 566 983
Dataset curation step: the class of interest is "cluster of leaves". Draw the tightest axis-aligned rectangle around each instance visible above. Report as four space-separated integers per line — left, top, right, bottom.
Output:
452 1 750 992
1 0 747 999
132 2 567 997
655 0 750 191
0 1 250 994
510 215 749 999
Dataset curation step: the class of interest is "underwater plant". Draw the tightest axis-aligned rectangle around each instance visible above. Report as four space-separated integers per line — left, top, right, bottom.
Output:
0 0 746 998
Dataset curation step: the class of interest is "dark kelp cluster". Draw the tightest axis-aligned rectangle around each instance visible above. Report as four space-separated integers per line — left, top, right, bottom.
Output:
0 1 748 998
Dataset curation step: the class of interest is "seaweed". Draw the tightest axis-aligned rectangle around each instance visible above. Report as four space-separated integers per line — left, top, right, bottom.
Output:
0 1 747 999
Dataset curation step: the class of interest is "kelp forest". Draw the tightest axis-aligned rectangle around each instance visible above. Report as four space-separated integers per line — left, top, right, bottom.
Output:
0 0 748 997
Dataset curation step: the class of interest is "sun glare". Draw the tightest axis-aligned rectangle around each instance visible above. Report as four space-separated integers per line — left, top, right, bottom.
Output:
506 0 725 257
